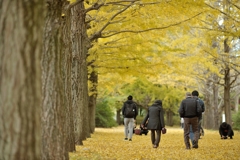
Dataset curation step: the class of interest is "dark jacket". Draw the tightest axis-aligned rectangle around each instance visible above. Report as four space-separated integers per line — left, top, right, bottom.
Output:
219 122 234 136
122 100 138 119
141 102 165 130
178 97 202 118
193 96 205 119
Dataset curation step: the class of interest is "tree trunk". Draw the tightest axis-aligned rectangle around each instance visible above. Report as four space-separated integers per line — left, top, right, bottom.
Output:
213 74 220 129
70 1 90 145
41 1 69 159
224 67 232 124
166 110 173 126
203 78 215 129
89 68 98 133
0 1 44 159
62 2 76 152
116 109 122 125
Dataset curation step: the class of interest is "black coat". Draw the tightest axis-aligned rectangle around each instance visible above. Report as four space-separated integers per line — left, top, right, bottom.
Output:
219 123 234 136
142 103 165 130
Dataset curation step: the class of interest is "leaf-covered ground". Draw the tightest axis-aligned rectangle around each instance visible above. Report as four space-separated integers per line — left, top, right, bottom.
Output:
69 126 240 160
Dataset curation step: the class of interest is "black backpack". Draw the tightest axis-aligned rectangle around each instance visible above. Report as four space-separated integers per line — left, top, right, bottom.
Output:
124 103 136 117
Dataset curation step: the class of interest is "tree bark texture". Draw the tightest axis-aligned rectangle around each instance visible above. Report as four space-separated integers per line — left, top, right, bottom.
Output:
0 1 44 159
203 78 215 129
224 67 231 124
89 68 98 133
70 2 90 145
62 2 76 152
41 1 69 159
212 74 220 129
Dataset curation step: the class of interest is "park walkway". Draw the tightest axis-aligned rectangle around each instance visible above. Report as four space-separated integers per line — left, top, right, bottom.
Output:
69 126 240 160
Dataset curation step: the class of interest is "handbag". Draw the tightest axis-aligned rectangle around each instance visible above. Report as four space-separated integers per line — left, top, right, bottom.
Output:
134 128 141 135
162 128 167 134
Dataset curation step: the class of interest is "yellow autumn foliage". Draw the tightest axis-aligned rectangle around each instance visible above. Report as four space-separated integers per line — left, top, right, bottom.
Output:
69 126 240 160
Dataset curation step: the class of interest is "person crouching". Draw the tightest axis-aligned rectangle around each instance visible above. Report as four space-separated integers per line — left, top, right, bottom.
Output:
219 122 234 139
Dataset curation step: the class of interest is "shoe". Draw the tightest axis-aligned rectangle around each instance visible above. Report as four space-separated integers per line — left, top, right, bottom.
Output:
124 138 128 141
192 140 198 149
192 144 198 148
153 145 157 148
129 139 132 141
230 137 233 139
185 147 190 150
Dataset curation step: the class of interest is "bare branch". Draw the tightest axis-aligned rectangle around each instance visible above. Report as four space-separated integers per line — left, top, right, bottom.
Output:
89 1 136 41
84 2 105 14
227 0 240 10
100 12 202 38
205 3 240 23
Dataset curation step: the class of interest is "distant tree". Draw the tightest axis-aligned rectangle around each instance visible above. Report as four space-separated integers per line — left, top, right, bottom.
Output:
95 99 118 128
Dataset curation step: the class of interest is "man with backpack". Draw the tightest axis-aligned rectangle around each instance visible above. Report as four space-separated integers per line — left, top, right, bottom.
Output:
122 95 138 141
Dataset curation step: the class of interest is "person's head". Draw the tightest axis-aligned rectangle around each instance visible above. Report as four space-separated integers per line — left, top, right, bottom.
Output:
222 122 228 128
127 95 133 100
185 92 192 98
192 90 199 97
155 100 162 105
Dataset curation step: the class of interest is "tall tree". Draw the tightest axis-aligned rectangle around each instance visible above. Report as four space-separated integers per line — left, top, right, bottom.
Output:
62 1 76 152
85 0 206 132
0 1 45 159
204 0 240 124
41 0 69 159
70 0 90 145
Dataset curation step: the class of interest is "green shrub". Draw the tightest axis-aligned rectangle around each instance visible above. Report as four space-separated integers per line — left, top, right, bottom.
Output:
95 99 118 128
232 111 240 130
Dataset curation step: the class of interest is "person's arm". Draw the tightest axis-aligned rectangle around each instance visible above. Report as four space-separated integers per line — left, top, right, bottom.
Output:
178 101 184 117
201 100 205 112
141 110 149 128
196 100 202 114
160 107 165 128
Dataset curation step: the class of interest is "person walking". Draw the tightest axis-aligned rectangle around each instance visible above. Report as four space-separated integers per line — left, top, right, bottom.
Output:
122 95 138 141
178 92 202 149
192 90 205 138
141 100 165 148
189 90 205 143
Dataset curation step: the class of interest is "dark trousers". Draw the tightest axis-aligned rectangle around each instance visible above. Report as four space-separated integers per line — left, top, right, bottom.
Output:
151 129 161 146
184 117 199 148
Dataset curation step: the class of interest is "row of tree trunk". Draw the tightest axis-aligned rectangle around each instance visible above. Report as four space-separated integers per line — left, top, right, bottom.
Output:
0 1 94 159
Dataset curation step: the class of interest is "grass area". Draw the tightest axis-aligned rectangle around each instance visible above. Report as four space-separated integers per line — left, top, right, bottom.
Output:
69 125 240 160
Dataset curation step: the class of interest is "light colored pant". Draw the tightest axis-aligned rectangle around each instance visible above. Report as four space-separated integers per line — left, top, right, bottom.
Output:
124 118 134 139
